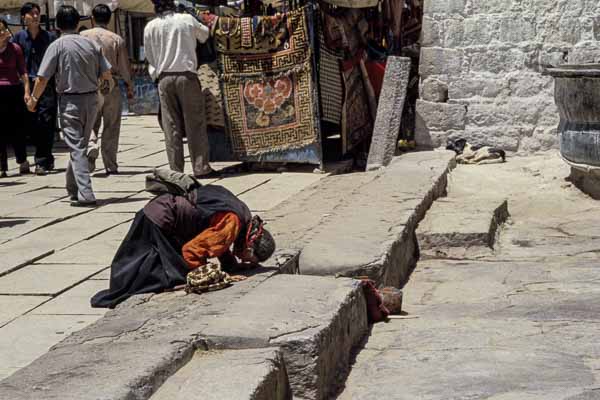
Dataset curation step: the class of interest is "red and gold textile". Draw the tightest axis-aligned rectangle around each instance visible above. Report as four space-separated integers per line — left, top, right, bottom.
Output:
215 7 320 156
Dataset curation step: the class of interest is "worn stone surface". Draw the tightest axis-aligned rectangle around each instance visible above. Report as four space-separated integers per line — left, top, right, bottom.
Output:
0 271 366 400
31 280 108 315
568 167 600 200
202 275 367 400
0 314 101 376
417 1 600 152
0 264 106 296
417 197 508 251
151 349 291 400
300 151 456 287
0 296 50 327
366 56 411 171
416 164 511 259
338 153 600 399
264 172 379 252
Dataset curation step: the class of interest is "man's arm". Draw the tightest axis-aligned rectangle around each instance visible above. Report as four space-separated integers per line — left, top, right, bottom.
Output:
191 15 210 44
13 43 31 103
27 76 49 112
22 73 31 104
116 37 134 98
143 27 157 81
182 212 241 270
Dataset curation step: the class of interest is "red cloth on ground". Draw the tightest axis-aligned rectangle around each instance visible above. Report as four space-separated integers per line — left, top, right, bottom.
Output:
361 279 390 323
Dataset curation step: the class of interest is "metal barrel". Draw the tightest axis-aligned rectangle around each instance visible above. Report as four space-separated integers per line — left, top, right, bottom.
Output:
544 64 600 167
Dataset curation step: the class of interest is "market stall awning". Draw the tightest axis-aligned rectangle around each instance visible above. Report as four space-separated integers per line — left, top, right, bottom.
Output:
0 0 152 15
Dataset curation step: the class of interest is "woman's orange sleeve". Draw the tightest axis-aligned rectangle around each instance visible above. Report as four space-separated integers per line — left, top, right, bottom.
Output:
182 212 242 270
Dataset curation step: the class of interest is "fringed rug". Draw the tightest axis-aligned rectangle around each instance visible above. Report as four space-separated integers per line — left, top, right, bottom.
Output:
215 7 320 157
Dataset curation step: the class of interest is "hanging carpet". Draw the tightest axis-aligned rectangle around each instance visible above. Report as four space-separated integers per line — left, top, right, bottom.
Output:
341 55 375 154
198 62 225 128
215 7 320 157
318 32 343 125
322 10 376 154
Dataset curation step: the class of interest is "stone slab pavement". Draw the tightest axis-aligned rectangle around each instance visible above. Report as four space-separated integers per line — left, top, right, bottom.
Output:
0 115 335 381
338 153 600 399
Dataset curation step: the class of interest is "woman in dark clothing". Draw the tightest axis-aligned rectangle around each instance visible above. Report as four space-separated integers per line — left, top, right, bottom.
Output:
91 183 276 308
0 19 31 177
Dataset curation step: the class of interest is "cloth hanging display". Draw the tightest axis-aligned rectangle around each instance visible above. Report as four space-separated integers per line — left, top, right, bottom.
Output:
320 0 378 10
214 13 290 54
215 7 320 157
197 62 225 128
318 32 344 124
322 9 376 154
341 51 375 154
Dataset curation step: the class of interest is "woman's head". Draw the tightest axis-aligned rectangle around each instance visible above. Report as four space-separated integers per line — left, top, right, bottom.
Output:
0 19 11 45
252 228 276 262
239 217 276 264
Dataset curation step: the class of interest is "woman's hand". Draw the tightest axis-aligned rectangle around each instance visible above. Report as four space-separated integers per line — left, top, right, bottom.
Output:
26 96 37 112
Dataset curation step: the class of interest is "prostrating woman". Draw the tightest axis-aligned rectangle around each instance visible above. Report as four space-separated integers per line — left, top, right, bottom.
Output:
91 183 276 308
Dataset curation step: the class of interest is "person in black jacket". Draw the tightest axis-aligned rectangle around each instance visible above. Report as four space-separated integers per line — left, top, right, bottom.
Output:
91 183 276 308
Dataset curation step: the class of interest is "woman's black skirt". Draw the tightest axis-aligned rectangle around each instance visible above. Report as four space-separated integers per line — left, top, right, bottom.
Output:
91 211 189 308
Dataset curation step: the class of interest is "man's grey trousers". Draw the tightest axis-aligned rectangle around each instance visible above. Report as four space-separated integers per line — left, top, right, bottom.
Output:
158 72 210 177
59 93 98 202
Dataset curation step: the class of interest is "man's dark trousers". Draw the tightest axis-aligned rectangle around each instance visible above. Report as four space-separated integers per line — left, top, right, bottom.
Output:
27 78 57 170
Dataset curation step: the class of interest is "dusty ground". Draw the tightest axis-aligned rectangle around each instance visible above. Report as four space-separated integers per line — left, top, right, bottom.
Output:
339 153 600 400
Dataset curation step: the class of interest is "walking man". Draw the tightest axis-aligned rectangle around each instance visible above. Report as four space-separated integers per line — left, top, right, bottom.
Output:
144 0 217 178
81 4 134 175
13 2 57 175
27 5 112 207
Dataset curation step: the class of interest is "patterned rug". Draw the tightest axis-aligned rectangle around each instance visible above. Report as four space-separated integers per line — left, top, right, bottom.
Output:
215 7 320 157
197 62 225 128
341 55 376 155
319 32 343 125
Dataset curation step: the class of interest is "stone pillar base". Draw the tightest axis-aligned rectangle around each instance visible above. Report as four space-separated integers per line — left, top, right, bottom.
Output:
569 167 600 200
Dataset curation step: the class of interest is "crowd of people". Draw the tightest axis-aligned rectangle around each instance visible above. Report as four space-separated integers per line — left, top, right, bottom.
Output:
0 2 128 206
0 0 218 206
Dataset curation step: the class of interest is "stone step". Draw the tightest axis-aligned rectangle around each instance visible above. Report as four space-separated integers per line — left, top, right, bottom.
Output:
416 197 509 257
150 348 291 400
416 163 511 259
0 262 367 400
297 151 456 287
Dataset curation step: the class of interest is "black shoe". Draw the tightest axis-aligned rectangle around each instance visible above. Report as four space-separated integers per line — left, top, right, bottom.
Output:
19 161 31 175
105 169 119 176
0 171 7 178
35 166 48 176
70 199 97 207
194 169 222 179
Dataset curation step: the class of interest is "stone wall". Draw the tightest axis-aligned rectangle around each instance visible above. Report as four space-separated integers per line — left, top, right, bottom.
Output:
416 0 600 153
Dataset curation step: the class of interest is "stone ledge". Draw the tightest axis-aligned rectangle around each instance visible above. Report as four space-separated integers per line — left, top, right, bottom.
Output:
0 265 367 400
150 348 291 400
417 197 509 259
299 151 457 287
